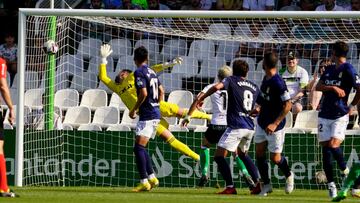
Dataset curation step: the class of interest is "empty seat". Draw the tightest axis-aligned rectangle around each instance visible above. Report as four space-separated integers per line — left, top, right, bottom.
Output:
63 106 91 128
56 54 84 77
92 106 120 127
161 39 188 61
1 88 18 109
39 69 72 91
208 23 232 45
285 111 293 128
297 58 312 74
107 124 131 131
77 38 102 60
11 71 39 90
24 88 44 110
109 38 132 59
258 24 278 40
134 39 160 55
188 40 215 62
171 56 198 78
120 108 138 129
109 93 127 112
80 89 108 111
293 110 318 129
54 89 79 111
167 90 193 109
158 73 182 94
3 105 31 128
199 57 226 78
115 55 136 72
168 125 189 132
347 43 358 59
88 56 114 74
69 72 98 93
78 123 102 131
216 41 241 62
233 24 251 39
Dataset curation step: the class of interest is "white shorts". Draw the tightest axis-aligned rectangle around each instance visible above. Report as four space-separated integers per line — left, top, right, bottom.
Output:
135 119 160 139
254 125 285 153
217 128 254 153
318 114 349 143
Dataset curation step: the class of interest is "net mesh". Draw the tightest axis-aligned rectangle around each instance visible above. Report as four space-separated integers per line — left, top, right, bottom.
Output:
18 13 360 189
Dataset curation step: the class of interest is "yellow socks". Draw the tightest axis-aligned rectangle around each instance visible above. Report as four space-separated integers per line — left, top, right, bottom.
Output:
166 136 200 161
183 109 211 121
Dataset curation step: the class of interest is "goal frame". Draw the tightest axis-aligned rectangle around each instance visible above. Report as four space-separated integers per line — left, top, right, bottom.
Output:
16 8 360 187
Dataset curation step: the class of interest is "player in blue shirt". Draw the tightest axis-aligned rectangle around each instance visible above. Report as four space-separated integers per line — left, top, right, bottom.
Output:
129 46 163 192
315 41 360 199
185 60 260 195
252 52 294 196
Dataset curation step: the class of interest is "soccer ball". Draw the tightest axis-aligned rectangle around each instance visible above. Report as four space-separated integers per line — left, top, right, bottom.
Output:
43 40 59 55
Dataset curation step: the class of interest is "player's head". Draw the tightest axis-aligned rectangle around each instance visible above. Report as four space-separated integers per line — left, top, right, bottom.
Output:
217 65 232 81
133 46 148 66
263 52 278 70
91 0 103 9
318 58 332 75
232 60 249 77
323 0 335 10
4 33 15 45
332 41 349 59
352 0 360 10
287 51 299 69
115 69 133 84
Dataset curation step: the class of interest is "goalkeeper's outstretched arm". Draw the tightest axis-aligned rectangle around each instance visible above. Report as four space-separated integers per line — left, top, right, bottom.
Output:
98 44 119 92
151 57 183 73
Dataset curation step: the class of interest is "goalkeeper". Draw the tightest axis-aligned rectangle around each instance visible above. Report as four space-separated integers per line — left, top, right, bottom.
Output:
99 44 211 161
332 162 360 202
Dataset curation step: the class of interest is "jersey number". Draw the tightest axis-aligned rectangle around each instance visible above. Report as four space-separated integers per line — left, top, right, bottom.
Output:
150 78 159 100
243 90 253 111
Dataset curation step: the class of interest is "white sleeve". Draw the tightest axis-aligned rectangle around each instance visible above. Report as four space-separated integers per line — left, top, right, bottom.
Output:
201 84 215 94
300 68 309 87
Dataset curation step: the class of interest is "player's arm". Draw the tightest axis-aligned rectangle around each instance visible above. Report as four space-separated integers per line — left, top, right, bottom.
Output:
0 63 14 125
151 57 183 73
98 44 119 92
129 87 147 119
348 71 360 114
182 82 223 126
158 84 164 102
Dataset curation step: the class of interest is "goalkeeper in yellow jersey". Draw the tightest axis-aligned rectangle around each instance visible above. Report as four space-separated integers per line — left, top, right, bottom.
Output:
99 44 211 161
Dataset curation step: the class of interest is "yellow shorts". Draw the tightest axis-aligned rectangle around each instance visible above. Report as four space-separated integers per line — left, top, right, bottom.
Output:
159 101 180 117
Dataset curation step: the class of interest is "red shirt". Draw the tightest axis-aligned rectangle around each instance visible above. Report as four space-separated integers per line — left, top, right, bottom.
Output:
0 58 7 78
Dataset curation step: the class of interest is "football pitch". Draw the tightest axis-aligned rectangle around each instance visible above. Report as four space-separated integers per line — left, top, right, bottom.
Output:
4 187 360 203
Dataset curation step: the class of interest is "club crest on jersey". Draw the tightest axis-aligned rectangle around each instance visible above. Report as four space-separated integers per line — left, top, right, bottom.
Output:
136 78 143 86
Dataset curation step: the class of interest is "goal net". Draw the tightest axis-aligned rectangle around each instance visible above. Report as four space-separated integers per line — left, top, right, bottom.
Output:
15 9 360 189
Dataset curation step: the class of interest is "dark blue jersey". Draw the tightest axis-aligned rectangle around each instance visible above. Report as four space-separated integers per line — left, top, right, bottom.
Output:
222 76 259 130
319 62 360 119
134 64 161 121
256 74 291 131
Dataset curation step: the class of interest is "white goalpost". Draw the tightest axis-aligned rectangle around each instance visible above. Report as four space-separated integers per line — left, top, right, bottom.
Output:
15 9 360 188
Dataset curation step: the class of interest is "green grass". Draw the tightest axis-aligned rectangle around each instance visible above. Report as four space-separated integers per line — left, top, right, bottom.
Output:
3 187 360 203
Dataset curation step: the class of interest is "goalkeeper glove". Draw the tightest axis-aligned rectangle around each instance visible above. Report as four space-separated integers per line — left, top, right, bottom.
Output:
181 114 191 127
100 44 113 65
163 57 183 68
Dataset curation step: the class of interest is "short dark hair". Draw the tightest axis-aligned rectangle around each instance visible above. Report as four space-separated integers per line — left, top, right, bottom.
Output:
134 46 148 64
263 52 278 69
332 41 349 58
232 60 249 77
115 69 133 83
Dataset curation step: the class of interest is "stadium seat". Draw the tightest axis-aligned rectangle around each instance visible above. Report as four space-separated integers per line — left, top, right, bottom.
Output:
69 72 98 93
54 89 79 111
88 56 114 74
247 70 264 87
168 125 189 132
194 126 208 132
11 71 39 91
348 91 356 105
258 24 278 40
106 124 131 132
1 88 17 109
164 117 178 126
115 55 136 72
39 70 71 91
188 40 216 62
80 89 108 111
216 41 241 62
109 93 127 112
198 57 226 78
76 38 102 60
63 106 91 128
167 90 194 109
3 105 31 128
297 58 312 74
347 43 358 59
285 111 293 128
230 57 256 71
120 108 138 129
233 24 251 38
208 23 232 45
92 106 120 127
349 59 360 73
24 88 44 110
158 73 182 94
56 54 84 77
109 38 132 59
78 123 102 131
161 39 188 61
257 59 282 70
171 56 198 78
62 124 73 130
134 39 160 55
293 110 318 132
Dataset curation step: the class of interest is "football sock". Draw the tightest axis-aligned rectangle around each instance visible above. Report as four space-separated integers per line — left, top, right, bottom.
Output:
200 147 210 176
341 163 360 191
134 144 148 180
0 154 8 192
182 109 211 121
331 147 347 171
277 156 292 178
235 156 250 177
167 136 200 161
144 149 154 176
323 146 334 183
239 154 259 181
257 156 270 185
214 156 234 187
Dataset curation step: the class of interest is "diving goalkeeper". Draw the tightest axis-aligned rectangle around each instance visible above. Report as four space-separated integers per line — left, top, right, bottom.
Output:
99 44 211 161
